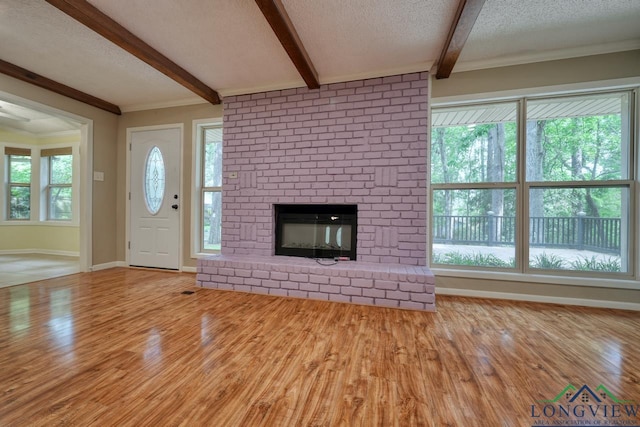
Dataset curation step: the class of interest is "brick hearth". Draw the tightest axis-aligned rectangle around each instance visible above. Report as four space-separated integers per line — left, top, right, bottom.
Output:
197 255 435 311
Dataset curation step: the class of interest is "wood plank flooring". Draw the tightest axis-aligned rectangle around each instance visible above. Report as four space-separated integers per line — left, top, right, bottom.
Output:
0 268 638 426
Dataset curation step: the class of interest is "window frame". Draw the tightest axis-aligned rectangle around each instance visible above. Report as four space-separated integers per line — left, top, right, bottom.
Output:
430 99 522 273
45 152 73 221
191 119 223 257
429 88 637 282
6 150 32 221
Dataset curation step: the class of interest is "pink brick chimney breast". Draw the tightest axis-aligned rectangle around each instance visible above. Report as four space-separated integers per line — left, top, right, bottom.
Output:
197 72 435 311
222 72 428 266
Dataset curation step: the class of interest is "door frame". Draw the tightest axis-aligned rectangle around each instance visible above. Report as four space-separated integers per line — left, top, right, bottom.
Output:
126 123 184 270
0 90 93 273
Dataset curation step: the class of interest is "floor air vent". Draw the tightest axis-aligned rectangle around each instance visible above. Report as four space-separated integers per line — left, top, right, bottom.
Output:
181 290 195 295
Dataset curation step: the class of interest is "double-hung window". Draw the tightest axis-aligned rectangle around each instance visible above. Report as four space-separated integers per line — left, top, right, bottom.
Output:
194 123 222 253
430 89 634 277
6 147 32 220
42 147 73 221
524 92 631 273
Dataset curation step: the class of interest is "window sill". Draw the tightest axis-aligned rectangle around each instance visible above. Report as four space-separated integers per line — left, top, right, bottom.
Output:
192 250 221 259
432 267 639 290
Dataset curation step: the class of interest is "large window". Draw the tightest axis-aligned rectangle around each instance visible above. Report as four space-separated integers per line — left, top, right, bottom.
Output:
431 90 634 277
431 102 519 268
6 148 31 220
42 148 73 221
195 123 222 253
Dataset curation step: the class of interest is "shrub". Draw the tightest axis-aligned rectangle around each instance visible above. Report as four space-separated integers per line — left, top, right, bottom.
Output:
432 251 514 268
530 253 565 269
570 256 621 272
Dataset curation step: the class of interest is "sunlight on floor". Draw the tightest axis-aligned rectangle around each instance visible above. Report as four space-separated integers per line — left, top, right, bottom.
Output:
0 254 80 288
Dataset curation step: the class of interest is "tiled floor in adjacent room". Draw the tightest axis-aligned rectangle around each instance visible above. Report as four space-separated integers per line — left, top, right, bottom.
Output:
0 254 80 288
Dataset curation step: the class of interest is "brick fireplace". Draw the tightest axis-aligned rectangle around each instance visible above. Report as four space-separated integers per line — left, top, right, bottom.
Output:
197 71 435 311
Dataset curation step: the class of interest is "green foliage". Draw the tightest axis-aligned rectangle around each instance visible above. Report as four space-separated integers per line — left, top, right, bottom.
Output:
9 155 31 183
47 155 73 220
204 128 223 187
9 186 30 219
570 256 621 272
202 127 223 249
530 253 565 269
432 251 515 268
434 251 621 272
9 155 31 219
538 115 622 182
49 187 72 220
432 100 624 219
529 252 621 272
7 154 74 221
431 122 517 185
431 95 627 274
51 155 72 183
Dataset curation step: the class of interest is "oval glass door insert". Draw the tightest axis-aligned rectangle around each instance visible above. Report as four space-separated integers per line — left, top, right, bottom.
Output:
144 146 165 215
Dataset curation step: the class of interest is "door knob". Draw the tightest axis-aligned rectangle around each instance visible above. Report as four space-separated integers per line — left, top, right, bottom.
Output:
171 204 179 210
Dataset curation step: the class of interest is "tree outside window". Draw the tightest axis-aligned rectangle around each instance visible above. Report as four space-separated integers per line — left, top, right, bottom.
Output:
431 91 632 275
431 102 518 269
202 126 222 251
46 152 73 220
6 151 31 220
525 93 629 273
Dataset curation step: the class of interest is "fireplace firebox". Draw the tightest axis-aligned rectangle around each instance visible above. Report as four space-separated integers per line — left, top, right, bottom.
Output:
274 204 357 260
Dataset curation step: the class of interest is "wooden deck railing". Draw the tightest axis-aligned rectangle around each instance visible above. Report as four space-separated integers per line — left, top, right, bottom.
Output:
432 214 621 254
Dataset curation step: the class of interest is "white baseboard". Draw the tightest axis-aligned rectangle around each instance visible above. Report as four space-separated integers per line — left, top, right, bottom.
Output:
437 287 640 311
91 261 127 271
0 249 80 257
92 262 196 273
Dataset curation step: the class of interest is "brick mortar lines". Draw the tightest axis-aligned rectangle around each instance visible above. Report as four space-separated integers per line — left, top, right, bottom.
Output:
196 256 436 311
221 72 429 267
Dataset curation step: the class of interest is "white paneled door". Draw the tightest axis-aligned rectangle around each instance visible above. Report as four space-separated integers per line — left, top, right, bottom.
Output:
129 127 181 269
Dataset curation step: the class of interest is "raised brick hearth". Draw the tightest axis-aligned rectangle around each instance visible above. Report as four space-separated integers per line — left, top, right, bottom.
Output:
197 71 435 311
197 255 435 311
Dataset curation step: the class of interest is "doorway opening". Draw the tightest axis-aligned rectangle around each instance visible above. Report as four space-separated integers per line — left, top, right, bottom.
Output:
0 92 92 286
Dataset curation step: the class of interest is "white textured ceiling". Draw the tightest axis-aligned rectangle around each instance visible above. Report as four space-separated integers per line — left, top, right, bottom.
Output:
281 0 454 83
458 0 640 70
0 99 80 135
86 0 303 97
0 0 197 110
0 0 638 117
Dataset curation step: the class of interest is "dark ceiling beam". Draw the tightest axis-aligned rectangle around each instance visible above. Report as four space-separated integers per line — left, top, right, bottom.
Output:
436 0 486 79
45 0 221 105
0 58 121 115
255 0 320 89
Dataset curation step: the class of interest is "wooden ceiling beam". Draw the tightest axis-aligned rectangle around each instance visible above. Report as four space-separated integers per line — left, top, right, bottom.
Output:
45 0 221 105
0 58 121 115
436 0 486 79
255 0 320 89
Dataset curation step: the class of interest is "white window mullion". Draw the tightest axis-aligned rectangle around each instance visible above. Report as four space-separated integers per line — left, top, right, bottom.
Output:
517 98 527 273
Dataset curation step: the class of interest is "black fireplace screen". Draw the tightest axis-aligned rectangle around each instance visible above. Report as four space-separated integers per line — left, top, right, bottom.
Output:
274 204 357 260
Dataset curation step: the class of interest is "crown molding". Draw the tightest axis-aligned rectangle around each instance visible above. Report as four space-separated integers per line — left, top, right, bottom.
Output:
453 40 640 74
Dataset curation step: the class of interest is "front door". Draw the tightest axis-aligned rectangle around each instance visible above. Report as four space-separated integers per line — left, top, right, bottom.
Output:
129 127 181 269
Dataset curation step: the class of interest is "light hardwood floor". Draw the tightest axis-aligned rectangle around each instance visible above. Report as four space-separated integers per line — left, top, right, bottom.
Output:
0 268 638 426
